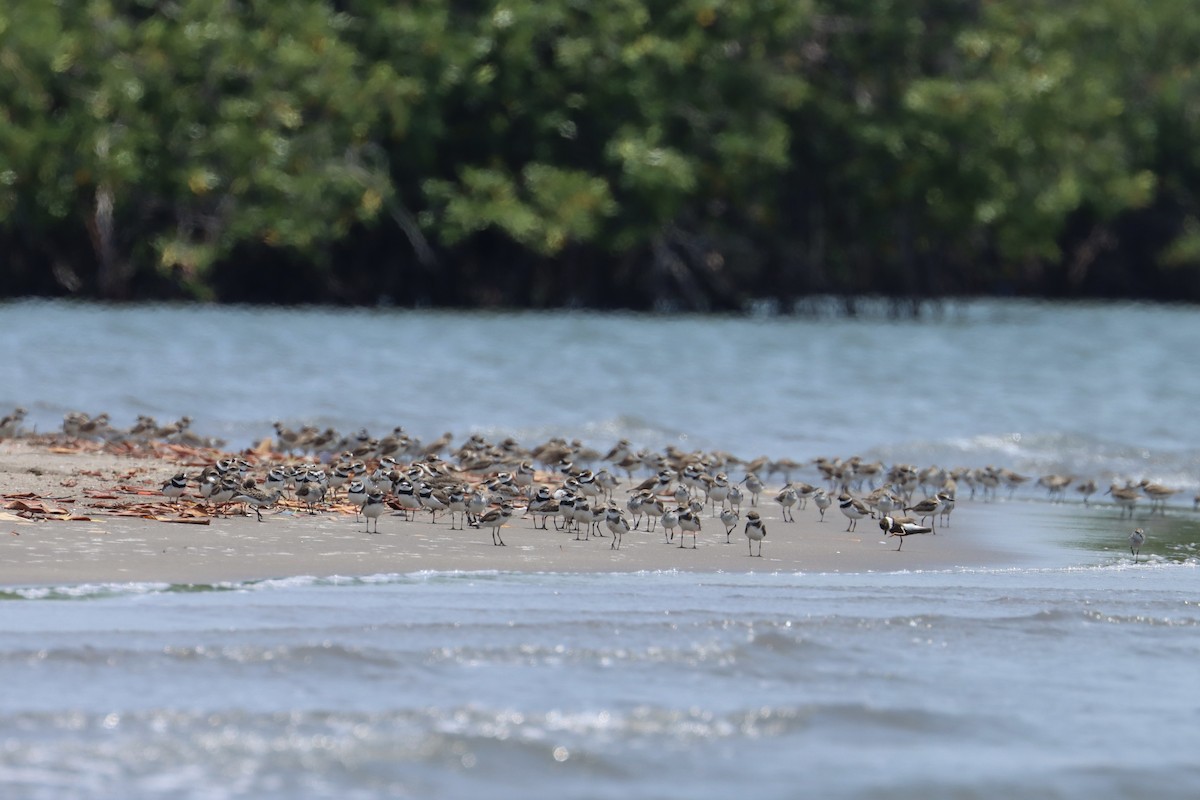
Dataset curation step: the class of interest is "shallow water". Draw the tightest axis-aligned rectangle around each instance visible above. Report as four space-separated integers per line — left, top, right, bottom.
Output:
3 299 1199 492
3 567 1199 799
4 299 1200 798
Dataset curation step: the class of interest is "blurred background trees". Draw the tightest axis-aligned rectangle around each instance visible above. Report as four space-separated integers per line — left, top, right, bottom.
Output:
2 0 1199 310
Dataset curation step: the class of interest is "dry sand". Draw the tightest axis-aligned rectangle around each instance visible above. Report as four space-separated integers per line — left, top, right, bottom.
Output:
0 441 1068 587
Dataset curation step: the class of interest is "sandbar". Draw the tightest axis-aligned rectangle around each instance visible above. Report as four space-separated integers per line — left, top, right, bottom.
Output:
0 442 1112 587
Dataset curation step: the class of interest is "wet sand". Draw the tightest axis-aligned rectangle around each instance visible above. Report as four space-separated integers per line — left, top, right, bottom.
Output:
0 442 1103 587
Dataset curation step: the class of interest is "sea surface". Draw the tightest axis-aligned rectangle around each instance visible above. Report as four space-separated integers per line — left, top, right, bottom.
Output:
2 298 1200 490
3 299 1200 798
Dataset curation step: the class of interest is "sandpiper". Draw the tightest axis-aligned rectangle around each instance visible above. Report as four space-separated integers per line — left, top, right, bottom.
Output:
1106 482 1140 519
744 511 766 557
1139 481 1175 516
775 485 798 523
232 484 284 522
720 507 739 542
741 473 764 506
1128 528 1145 562
905 497 941 531
660 506 680 544
813 489 831 522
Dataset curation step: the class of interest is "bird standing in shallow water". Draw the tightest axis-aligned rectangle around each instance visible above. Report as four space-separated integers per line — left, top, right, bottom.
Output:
1129 528 1145 562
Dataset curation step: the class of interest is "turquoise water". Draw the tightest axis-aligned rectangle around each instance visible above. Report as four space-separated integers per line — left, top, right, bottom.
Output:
3 299 1200 798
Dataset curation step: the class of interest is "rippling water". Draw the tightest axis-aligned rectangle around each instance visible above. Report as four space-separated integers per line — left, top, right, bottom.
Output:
3 299 1200 491
3 569 1199 799
4 299 1200 798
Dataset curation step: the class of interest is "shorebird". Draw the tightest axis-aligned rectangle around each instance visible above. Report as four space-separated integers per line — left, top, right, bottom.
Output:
391 479 422 521
813 489 831 522
905 497 941 531
676 507 701 549
1128 528 1145 562
838 493 871 532
741 473 764 506
1075 479 1097 506
744 511 766 557
418 484 449 524
472 503 514 546
161 472 188 507
706 473 731 514
775 485 798 522
1001 469 1031 499
936 491 955 528
0 407 26 438
661 506 679 544
1106 482 1140 519
362 491 387 533
880 515 932 551
346 479 368 521
1037 474 1072 503
446 486 471 530
605 507 630 549
232 484 283 522
640 493 665 532
726 484 743 513
1139 481 1175 516
720 507 739 542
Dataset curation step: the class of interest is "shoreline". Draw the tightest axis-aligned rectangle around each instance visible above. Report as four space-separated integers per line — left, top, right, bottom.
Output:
0 441 1143 588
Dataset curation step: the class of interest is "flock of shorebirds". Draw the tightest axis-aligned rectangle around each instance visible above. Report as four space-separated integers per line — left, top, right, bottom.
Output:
1 408 1190 558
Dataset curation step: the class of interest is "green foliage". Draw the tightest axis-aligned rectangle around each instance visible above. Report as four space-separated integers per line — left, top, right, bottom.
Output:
1 0 1199 304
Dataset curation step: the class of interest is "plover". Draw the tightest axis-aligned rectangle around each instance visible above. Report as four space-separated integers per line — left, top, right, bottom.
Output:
161 472 188 507
838 493 871 532
744 511 766 557
676 507 701 549
605 507 630 549
472 503 514 546
880 514 931 551
362 491 387 533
